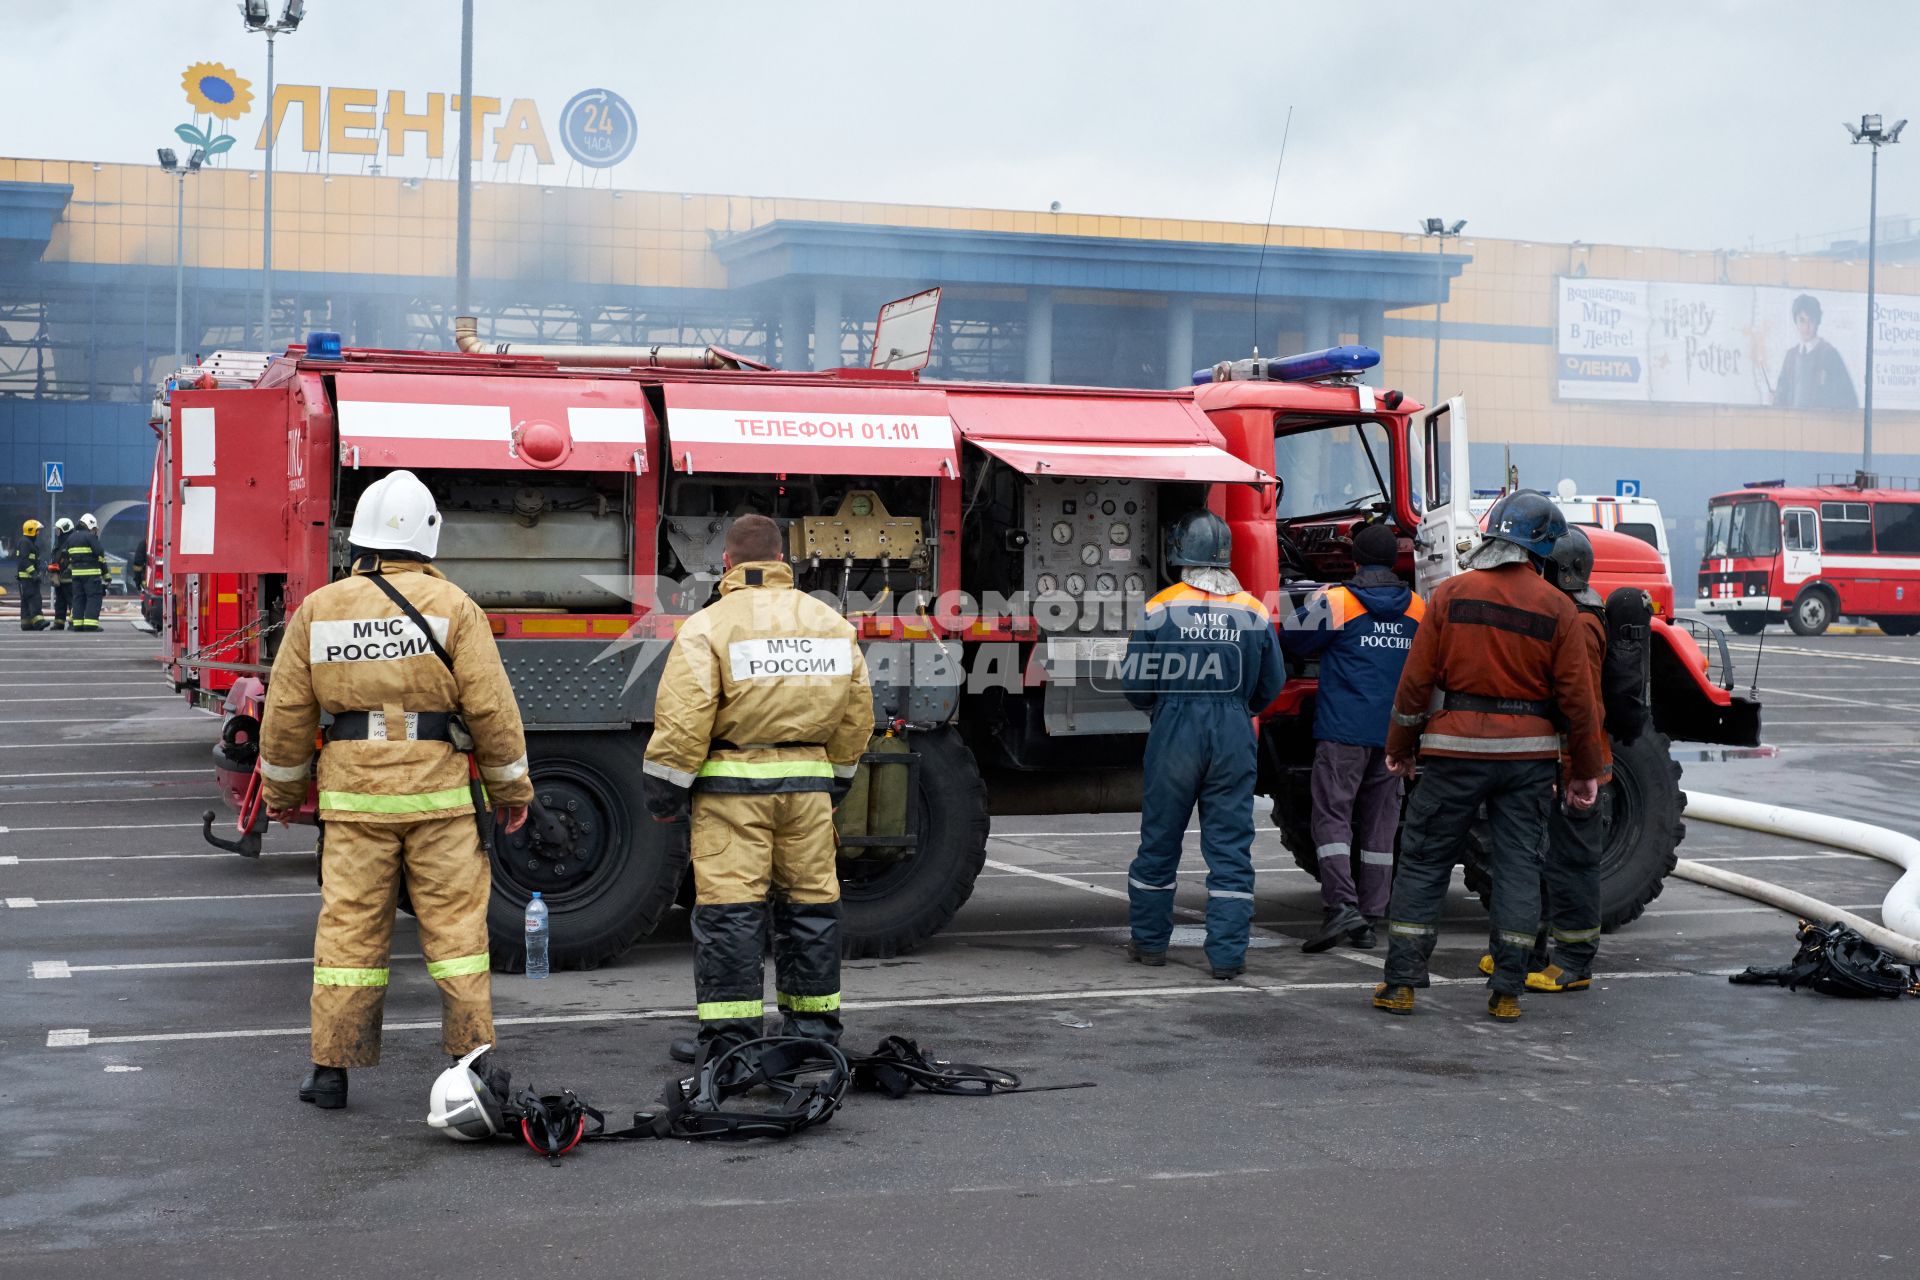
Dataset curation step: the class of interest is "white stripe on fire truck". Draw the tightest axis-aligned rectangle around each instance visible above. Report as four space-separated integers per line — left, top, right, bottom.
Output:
566 407 650 443
981 442 1234 459
336 401 512 441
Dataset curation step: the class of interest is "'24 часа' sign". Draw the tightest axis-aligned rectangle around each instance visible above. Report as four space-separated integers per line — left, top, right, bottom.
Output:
558 88 636 169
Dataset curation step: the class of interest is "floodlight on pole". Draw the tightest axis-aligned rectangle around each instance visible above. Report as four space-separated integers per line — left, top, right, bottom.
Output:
243 0 307 354
1848 112 1904 473
1419 217 1467 407
160 144 201 374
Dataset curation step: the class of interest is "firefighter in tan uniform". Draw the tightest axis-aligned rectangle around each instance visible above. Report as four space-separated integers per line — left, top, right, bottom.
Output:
258 470 533 1110
644 514 874 1057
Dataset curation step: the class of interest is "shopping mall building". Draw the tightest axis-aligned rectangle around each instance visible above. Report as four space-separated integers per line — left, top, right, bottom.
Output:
3 147 1917 592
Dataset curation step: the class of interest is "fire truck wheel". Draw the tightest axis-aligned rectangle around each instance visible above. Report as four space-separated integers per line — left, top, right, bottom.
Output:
484 730 689 972
1788 586 1836 637
1463 730 1685 933
838 727 989 960
1874 616 1920 637
1723 614 1770 637
1275 769 1324 877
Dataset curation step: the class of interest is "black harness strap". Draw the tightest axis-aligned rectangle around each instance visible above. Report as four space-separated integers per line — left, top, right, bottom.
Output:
1446 598 1557 642
326 710 456 742
1440 691 1554 718
365 571 456 672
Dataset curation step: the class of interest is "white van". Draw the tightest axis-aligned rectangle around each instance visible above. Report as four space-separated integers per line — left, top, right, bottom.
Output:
1466 486 1673 583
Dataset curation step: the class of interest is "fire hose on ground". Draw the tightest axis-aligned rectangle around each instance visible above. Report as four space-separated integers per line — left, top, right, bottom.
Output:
1675 791 1920 965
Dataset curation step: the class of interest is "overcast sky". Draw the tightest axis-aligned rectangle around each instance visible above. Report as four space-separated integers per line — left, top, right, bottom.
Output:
4 0 1915 253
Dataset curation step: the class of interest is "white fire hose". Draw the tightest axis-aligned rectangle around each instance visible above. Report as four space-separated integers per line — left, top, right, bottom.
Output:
1676 791 1920 965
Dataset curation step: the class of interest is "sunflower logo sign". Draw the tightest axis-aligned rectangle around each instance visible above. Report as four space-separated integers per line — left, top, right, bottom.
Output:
177 62 254 158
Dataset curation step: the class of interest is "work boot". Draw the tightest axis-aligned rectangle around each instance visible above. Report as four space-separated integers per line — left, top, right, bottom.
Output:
669 1036 697 1064
1525 964 1592 994
1349 918 1380 949
49 620 64 632
1126 939 1166 967
1302 904 1366 954
1486 992 1523 1022
1372 983 1415 1015
1210 962 1245 981
298 1064 349 1109
1478 953 1495 977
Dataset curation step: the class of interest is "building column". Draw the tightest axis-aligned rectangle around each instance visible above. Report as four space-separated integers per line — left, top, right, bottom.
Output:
1165 295 1194 388
1025 287 1053 383
1356 303 1386 382
1303 298 1335 353
780 289 810 371
812 282 844 371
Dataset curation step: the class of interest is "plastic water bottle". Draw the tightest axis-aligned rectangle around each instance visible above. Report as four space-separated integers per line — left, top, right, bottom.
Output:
525 891 550 980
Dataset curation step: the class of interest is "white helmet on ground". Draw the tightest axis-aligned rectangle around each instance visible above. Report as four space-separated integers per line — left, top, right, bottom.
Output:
79 513 98 531
53 517 73 533
427 1043 505 1141
348 469 441 560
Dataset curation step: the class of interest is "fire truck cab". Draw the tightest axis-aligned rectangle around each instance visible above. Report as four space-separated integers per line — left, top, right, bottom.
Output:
158 329 1758 969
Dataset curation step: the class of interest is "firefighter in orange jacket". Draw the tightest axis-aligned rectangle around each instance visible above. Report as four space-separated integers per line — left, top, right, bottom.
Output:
1372 491 1609 1022
643 514 874 1057
258 470 532 1110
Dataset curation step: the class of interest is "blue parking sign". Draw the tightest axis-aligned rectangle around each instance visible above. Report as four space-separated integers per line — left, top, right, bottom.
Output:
44 461 64 492
1616 479 1640 497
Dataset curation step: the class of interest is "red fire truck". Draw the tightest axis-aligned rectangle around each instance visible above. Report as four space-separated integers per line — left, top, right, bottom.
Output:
1698 477 1920 636
156 319 1758 969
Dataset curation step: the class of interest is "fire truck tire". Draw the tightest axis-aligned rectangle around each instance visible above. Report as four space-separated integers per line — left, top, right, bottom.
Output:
838 727 988 960
485 730 689 972
1463 730 1686 932
1873 617 1920 637
1788 586 1836 637
1724 614 1770 637
1275 769 1323 876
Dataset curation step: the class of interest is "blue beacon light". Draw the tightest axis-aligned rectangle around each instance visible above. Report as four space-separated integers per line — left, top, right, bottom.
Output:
1192 344 1381 385
304 330 344 360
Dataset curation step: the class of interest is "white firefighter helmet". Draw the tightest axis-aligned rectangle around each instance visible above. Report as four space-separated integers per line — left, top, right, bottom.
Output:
427 1043 504 1141
348 469 441 560
53 517 73 533
79 513 98 531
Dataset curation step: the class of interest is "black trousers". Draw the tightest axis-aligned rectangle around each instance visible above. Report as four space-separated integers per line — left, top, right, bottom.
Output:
1383 756 1555 996
72 577 104 630
15 578 43 627
1530 799 1604 977
51 580 71 625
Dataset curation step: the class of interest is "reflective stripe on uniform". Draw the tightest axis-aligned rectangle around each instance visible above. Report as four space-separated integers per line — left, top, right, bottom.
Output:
1497 930 1537 948
1208 889 1255 900
425 952 490 979
1359 849 1394 866
832 762 859 779
1392 709 1428 727
1419 733 1562 754
697 999 765 1021
479 754 528 784
259 757 311 783
642 758 696 789
69 568 103 577
1388 921 1436 937
1128 877 1177 892
1551 925 1602 944
314 965 389 987
695 760 834 780
1317 842 1352 860
317 785 473 814
776 991 842 1013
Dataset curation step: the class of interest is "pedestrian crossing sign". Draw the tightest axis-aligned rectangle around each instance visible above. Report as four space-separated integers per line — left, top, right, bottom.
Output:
43 461 64 492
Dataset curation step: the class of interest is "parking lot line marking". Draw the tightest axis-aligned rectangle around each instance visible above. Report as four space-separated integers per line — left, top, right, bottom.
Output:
0 740 214 751
34 953 423 977
1687 852 1860 863
40 966 1755 1051
0 767 206 780
1757 687 1920 713
0 716 212 726
0 794 221 807
984 857 1206 921
0 695 179 702
8 850 306 863
25 891 320 907
1 821 205 834
0 852 12 860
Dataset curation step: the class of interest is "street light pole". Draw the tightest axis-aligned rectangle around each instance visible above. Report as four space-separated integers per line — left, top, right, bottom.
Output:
456 0 474 317
1420 218 1467 406
244 2 306 352
158 148 203 372
1847 113 1905 476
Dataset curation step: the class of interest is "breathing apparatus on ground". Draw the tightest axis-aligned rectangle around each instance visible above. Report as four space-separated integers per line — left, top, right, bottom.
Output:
428 1034 1092 1163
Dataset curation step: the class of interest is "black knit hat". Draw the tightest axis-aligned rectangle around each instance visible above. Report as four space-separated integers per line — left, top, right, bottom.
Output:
1352 523 1399 567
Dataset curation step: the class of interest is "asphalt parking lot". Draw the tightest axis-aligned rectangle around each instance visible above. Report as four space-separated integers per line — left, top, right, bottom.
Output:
1 612 1916 1278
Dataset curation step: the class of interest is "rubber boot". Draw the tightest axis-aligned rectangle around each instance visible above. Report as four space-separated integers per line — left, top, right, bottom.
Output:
1302 904 1367 954
1126 939 1167 967
691 902 768 1056
772 900 843 1044
669 1036 697 1064
298 1064 349 1109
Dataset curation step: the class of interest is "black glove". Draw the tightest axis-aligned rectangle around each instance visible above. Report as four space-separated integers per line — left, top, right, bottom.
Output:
829 775 854 808
644 773 691 823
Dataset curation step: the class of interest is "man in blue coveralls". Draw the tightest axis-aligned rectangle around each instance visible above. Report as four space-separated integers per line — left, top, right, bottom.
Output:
1122 510 1286 979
